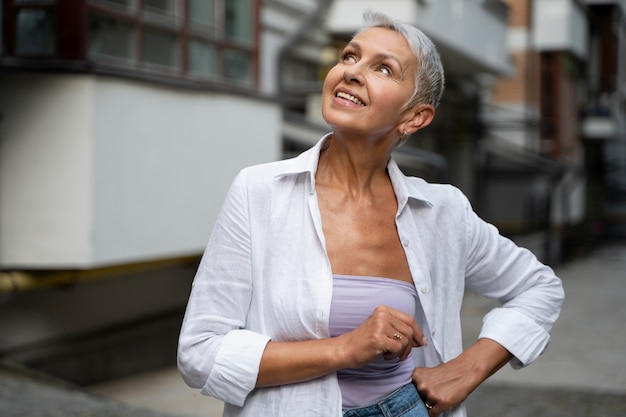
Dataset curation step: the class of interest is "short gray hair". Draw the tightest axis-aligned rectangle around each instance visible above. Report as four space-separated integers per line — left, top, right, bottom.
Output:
356 10 445 109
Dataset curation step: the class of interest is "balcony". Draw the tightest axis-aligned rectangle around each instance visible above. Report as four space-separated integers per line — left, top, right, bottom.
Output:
325 0 512 77
582 93 626 140
533 0 589 59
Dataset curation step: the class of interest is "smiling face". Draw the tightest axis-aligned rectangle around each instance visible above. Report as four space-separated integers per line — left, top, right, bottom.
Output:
321 27 419 141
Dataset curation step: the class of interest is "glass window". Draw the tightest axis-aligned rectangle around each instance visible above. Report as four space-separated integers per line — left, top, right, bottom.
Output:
107 0 133 6
224 49 253 84
16 8 57 55
89 0 135 12
225 0 253 42
188 0 214 28
188 40 217 77
88 14 135 61
142 28 179 69
143 0 175 16
82 0 257 86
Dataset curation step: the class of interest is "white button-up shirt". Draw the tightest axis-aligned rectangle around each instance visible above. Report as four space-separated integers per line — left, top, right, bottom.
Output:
178 135 564 417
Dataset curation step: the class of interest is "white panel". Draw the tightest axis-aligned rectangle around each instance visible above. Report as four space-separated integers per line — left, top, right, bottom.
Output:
259 31 283 95
534 0 588 59
92 78 282 265
0 73 282 268
509 27 531 52
0 73 94 267
262 8 304 35
325 0 419 33
534 0 569 49
569 2 589 58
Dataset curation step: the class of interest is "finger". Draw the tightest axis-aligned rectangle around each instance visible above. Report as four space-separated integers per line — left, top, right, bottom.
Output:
386 330 415 361
379 331 404 361
391 331 404 342
390 331 411 360
423 398 443 417
424 400 434 412
410 321 428 347
384 326 423 361
381 309 427 348
390 320 426 349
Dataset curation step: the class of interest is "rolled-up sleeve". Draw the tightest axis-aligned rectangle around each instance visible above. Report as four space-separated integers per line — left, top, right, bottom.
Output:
462 193 565 368
177 171 271 406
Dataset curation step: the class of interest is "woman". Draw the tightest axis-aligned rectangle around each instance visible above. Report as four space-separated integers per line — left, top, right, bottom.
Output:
178 11 564 417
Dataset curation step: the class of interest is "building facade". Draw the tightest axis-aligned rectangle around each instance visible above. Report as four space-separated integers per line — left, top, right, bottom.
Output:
0 0 313 383
582 0 626 240
1 0 623 384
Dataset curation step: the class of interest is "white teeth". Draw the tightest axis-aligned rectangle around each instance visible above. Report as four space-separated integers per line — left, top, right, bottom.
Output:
336 91 364 106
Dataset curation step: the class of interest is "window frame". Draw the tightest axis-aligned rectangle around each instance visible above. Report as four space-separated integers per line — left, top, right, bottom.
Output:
2 0 261 90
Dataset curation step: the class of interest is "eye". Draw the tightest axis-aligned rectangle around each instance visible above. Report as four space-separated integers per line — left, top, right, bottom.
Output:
341 52 357 64
379 65 392 75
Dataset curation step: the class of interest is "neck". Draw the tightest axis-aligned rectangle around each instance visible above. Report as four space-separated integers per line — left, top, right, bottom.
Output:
316 133 396 196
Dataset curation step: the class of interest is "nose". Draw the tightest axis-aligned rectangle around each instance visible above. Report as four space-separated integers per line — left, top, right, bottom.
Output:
343 64 364 84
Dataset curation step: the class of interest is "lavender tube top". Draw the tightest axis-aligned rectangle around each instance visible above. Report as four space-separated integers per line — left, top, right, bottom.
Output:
329 274 418 408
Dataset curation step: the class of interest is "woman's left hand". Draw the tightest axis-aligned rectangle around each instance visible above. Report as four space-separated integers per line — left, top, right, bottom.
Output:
412 338 512 416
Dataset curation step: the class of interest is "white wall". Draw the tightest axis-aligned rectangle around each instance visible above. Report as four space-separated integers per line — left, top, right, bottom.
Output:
534 0 588 59
0 72 282 268
259 0 320 95
0 73 95 267
91 77 281 265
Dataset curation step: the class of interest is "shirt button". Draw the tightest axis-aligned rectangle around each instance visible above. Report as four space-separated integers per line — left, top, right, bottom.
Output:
431 329 436 336
402 239 410 247
420 286 428 293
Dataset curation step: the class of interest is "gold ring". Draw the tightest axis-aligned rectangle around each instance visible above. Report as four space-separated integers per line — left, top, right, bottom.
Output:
393 332 402 341
424 402 433 410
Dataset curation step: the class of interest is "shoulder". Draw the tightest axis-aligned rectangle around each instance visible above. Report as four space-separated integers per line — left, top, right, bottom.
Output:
235 157 305 188
237 159 287 180
227 151 313 203
235 142 320 188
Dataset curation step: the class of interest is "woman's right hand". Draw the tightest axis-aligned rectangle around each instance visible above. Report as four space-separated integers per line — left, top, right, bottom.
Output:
337 305 428 368
256 304 427 387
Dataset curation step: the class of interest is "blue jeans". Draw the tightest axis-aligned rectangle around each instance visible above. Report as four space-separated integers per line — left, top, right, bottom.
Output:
342 383 429 417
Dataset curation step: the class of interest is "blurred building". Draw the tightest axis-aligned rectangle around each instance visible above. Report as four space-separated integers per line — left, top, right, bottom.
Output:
582 0 626 240
478 0 590 263
482 0 626 261
0 0 308 384
0 0 623 385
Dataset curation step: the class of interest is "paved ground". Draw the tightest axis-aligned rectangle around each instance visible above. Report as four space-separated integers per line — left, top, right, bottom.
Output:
1 243 625 417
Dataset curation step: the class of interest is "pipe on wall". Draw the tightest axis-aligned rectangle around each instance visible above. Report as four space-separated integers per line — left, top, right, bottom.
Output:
0 255 201 295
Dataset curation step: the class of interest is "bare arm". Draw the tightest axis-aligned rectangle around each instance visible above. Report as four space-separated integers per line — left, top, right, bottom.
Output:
257 338 344 387
412 338 512 416
257 305 428 387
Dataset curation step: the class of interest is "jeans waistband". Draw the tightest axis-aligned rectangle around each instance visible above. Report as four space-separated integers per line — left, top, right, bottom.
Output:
342 383 428 417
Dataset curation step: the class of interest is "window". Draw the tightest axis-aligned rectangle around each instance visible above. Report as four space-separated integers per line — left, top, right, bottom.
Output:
15 6 57 56
184 0 256 85
188 39 217 77
2 0 259 88
225 0 253 42
143 0 175 16
188 0 213 28
88 14 135 62
86 0 258 86
143 28 180 69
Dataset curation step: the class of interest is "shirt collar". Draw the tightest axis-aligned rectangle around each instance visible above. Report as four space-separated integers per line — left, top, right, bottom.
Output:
275 133 434 209
387 158 433 211
273 133 331 192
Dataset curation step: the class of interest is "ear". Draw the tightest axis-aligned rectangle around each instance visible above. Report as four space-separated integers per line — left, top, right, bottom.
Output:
400 105 435 136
